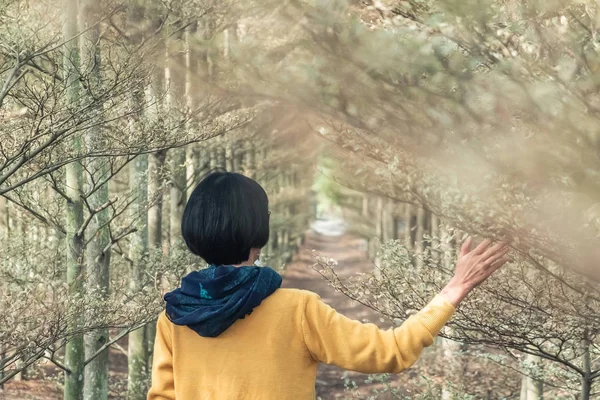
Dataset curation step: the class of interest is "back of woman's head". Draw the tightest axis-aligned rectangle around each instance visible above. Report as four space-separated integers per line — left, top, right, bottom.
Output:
181 171 270 266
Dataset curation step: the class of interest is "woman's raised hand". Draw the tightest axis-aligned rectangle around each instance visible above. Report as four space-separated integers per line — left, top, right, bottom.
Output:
440 237 510 307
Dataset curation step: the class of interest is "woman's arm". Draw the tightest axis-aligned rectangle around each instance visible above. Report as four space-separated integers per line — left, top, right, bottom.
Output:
302 291 455 373
147 313 175 400
301 237 509 374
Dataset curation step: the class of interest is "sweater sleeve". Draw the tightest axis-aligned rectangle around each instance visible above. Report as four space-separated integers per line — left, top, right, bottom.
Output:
147 312 175 400
301 292 455 374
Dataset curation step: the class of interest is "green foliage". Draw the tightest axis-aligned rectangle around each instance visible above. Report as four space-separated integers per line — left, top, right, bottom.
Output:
314 170 344 209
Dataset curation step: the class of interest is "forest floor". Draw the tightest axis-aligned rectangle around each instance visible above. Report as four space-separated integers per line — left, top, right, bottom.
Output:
2 225 449 400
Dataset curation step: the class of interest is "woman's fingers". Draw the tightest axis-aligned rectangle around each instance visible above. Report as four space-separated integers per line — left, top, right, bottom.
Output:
459 236 473 257
484 246 510 266
474 253 510 286
489 255 511 271
481 242 509 261
472 238 492 255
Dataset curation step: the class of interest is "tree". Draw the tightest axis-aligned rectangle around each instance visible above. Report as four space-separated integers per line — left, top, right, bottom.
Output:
80 0 112 398
62 0 85 397
127 149 149 400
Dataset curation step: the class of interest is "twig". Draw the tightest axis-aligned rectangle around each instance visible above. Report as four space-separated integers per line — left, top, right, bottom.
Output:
83 321 149 367
42 352 71 374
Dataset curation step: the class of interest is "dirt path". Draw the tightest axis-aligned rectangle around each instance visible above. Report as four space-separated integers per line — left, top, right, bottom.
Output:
282 230 400 399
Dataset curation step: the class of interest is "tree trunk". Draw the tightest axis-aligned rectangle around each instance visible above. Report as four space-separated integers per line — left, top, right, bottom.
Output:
392 217 401 240
80 1 110 398
581 336 591 400
243 142 256 179
415 207 425 252
441 224 455 271
361 195 369 218
209 146 218 170
0 197 7 387
145 71 166 367
430 214 440 264
524 375 543 400
521 374 543 400
403 204 414 250
11 205 25 382
413 207 426 268
63 112 85 397
217 142 226 170
63 0 85 397
524 354 543 400
439 222 462 399
375 197 384 242
266 229 275 264
441 329 462 400
127 152 149 400
0 196 7 241
184 26 198 191
169 149 186 251
381 199 392 243
196 146 210 180
520 374 528 400
146 150 165 369
186 145 197 190
164 36 186 253
147 94 166 254
205 21 215 80
225 141 234 172
233 147 243 172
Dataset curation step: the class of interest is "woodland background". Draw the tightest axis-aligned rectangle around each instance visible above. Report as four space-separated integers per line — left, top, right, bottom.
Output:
1 0 600 399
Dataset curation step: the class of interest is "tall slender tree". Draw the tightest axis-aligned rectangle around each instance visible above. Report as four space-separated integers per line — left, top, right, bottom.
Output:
520 354 543 400
63 0 85 398
165 31 186 252
146 68 167 368
0 196 7 388
184 24 199 193
80 0 111 398
127 143 149 400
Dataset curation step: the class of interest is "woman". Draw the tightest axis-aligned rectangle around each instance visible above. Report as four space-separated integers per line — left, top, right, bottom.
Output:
147 171 509 400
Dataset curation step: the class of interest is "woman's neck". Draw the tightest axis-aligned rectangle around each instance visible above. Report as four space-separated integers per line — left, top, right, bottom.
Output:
232 248 260 267
232 261 254 268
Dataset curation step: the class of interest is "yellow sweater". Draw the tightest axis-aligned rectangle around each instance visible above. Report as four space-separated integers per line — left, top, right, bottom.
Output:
147 288 455 400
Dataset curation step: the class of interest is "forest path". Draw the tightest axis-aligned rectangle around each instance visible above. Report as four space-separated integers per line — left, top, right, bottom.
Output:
282 223 399 399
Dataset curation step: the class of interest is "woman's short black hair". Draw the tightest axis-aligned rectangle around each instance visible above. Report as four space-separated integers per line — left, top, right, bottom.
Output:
181 171 270 266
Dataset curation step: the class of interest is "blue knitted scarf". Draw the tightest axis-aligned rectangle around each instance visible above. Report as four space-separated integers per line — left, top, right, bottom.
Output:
164 265 282 337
